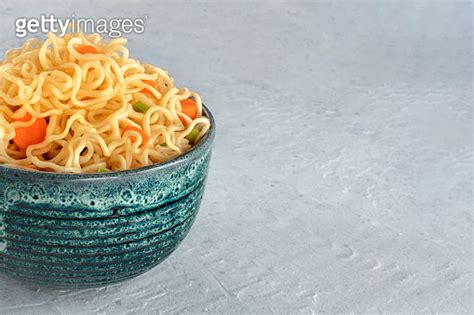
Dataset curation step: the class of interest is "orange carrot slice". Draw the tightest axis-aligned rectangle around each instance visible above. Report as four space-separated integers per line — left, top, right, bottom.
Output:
76 45 98 54
123 125 148 147
179 98 198 124
141 80 157 95
13 113 47 151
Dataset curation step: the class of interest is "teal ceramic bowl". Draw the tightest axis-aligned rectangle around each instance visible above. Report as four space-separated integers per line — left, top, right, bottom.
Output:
0 106 215 288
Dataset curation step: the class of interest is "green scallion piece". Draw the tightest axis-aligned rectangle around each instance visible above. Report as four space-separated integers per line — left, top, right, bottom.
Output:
160 143 168 147
97 166 111 173
185 127 200 144
133 101 149 113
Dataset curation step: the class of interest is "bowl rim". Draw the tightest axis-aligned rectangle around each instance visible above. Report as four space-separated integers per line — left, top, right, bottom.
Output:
0 104 215 180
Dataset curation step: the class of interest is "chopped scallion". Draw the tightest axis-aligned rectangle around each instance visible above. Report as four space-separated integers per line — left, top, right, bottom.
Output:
185 127 200 144
133 101 149 113
97 166 111 173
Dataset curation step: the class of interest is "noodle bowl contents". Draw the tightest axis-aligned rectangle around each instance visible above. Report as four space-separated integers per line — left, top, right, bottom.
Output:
0 33 210 173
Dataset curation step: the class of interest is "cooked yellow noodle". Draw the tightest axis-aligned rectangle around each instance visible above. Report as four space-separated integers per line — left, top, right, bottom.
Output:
0 33 210 173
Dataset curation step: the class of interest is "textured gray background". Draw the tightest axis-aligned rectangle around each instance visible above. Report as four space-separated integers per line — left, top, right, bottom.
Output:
0 0 472 313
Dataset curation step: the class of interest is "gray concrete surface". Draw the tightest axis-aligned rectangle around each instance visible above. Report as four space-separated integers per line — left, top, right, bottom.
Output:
0 0 472 313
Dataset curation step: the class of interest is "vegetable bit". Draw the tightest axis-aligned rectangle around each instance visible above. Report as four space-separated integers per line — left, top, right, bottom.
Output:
123 125 149 147
185 127 200 144
13 113 48 151
133 101 149 113
76 45 98 54
97 166 111 173
179 98 198 124
141 80 157 95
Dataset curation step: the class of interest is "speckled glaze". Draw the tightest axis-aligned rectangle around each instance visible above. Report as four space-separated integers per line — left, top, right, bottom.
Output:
0 106 215 288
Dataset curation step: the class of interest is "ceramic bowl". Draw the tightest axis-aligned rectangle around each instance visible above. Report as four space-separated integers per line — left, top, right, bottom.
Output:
0 106 215 288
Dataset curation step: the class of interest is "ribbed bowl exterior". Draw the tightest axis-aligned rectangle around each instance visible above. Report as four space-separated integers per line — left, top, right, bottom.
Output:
0 107 215 288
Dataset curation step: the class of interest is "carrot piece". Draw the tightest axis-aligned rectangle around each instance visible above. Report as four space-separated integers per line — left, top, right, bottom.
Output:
76 45 98 54
122 125 148 147
179 98 198 124
141 80 157 95
13 113 48 151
